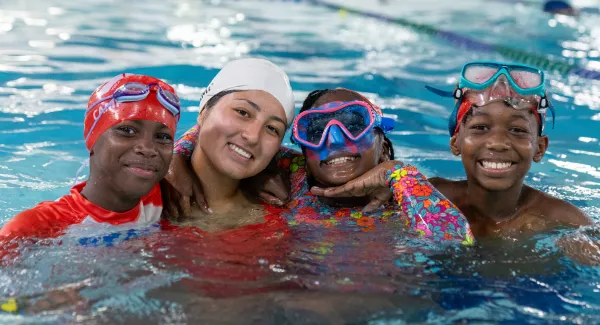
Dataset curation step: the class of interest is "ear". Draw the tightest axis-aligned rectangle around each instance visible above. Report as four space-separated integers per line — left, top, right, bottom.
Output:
533 135 549 163
450 135 460 156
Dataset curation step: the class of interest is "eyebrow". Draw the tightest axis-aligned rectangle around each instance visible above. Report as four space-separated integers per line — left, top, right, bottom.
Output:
471 110 489 117
472 110 530 122
239 99 261 112
125 119 145 127
237 98 286 125
510 114 530 122
128 119 170 131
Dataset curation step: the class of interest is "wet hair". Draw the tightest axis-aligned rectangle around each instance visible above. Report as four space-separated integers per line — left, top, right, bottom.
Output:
461 101 543 136
294 89 395 160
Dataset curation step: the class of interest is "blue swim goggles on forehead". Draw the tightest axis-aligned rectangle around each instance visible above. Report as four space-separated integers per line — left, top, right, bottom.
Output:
426 61 555 135
291 100 395 149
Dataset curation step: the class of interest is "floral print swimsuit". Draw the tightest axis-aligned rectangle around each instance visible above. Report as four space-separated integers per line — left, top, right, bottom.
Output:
173 125 473 245
274 147 474 245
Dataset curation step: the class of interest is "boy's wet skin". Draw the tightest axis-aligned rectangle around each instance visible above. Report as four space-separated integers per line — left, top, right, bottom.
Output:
430 101 591 238
83 120 173 212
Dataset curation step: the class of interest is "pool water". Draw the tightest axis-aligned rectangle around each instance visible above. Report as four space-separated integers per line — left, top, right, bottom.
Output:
1 0 600 323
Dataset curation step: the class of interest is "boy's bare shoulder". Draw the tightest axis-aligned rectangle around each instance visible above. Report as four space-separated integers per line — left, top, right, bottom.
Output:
524 185 592 227
428 177 467 200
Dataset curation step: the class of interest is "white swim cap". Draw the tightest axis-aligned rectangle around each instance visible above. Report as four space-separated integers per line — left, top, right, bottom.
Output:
199 58 295 126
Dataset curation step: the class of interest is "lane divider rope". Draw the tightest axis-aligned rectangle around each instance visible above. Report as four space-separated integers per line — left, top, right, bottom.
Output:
261 0 600 80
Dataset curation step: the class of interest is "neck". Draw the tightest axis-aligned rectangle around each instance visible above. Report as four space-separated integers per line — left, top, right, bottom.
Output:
81 176 141 213
465 178 525 223
191 147 242 212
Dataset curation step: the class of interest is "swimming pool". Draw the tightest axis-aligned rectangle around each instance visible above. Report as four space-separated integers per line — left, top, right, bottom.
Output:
1 0 599 323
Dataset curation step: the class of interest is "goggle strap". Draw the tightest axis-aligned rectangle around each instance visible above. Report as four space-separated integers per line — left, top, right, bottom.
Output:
425 85 455 98
84 98 115 142
380 117 395 132
548 100 556 129
86 95 113 114
448 99 462 136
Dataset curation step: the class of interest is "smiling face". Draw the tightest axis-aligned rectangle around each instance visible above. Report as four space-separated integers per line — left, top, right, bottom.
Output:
451 101 549 191
302 90 389 187
90 119 174 199
195 90 287 180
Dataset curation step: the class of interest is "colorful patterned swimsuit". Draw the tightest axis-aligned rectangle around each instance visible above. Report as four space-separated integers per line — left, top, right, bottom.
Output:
274 147 474 245
173 125 473 245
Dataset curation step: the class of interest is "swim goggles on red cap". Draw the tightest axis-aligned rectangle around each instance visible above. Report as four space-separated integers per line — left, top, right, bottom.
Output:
291 100 395 150
426 61 555 136
84 82 181 142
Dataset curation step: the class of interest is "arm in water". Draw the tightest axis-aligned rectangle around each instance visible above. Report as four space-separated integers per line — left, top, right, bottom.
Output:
311 161 474 245
162 124 296 218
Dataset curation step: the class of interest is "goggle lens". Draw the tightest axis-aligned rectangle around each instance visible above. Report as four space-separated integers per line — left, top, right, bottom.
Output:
296 103 372 146
303 109 368 144
463 65 498 85
463 63 543 90
508 69 542 88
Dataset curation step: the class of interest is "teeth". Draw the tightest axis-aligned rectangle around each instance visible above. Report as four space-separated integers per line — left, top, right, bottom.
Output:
229 144 251 159
481 161 512 169
325 157 356 165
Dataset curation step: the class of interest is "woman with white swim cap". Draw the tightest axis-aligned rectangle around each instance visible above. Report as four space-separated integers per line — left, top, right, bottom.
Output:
162 58 295 231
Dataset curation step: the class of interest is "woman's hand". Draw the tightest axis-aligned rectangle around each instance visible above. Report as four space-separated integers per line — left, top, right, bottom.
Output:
162 154 209 218
310 161 398 213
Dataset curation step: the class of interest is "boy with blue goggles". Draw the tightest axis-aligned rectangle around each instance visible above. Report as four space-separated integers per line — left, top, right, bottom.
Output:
427 61 555 136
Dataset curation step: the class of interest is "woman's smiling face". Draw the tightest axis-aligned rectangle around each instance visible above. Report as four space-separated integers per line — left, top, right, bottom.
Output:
196 90 287 180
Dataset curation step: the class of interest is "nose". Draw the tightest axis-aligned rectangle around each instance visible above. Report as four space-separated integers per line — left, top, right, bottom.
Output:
240 120 261 146
486 128 511 151
134 134 158 157
326 125 346 146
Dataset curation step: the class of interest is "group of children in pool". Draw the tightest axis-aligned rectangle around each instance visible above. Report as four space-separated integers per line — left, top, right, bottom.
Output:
0 57 592 252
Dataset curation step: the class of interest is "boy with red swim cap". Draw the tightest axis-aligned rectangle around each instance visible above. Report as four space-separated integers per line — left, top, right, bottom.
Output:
0 73 180 239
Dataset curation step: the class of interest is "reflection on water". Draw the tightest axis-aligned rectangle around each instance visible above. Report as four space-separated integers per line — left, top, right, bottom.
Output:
0 0 599 323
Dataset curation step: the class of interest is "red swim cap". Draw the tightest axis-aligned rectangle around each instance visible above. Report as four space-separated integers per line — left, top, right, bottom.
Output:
84 73 179 151
453 94 542 135
453 99 474 135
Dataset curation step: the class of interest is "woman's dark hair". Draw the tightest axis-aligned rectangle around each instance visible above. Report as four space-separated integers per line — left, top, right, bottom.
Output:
293 89 395 160
198 89 241 125
203 89 240 112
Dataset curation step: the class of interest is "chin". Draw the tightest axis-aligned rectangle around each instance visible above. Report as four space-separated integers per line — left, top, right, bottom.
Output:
317 175 356 187
478 179 518 192
118 177 156 196
124 185 154 199
222 165 258 181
